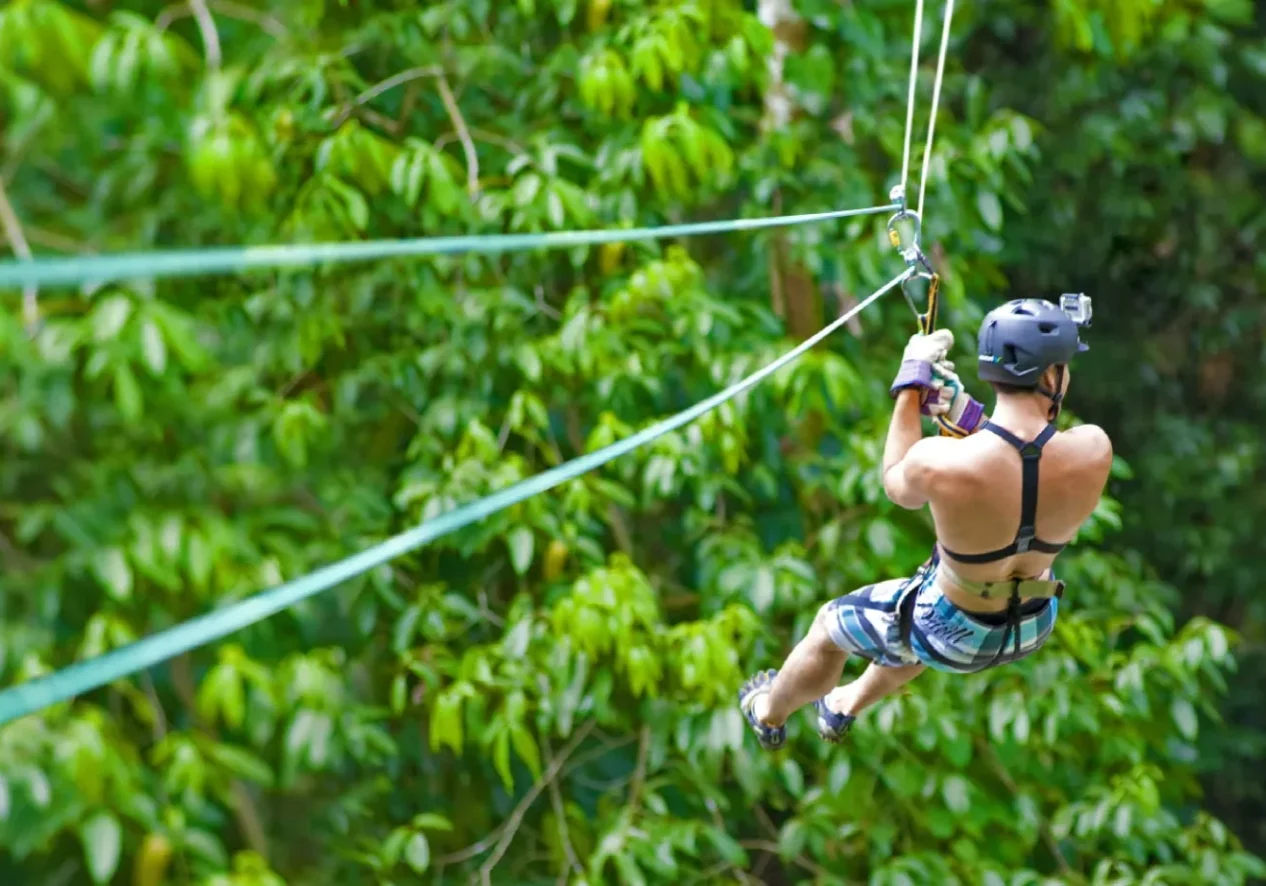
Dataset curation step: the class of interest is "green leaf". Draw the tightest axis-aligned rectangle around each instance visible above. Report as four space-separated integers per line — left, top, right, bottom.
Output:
976 190 1003 231
1171 698 1198 741
751 565 775 611
113 364 143 421
866 520 896 560
430 690 465 753
779 819 806 857
139 317 167 374
80 812 122 885
94 295 133 340
393 604 423 653
507 526 535 575
614 853 647 886
410 813 454 831
404 832 430 873
92 547 133 600
942 775 971 813
207 742 274 786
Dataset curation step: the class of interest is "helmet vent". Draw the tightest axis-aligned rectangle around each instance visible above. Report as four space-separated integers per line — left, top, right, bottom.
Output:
1038 322 1057 333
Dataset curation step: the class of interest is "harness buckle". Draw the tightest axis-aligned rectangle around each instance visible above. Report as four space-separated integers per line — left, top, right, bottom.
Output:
1014 529 1035 554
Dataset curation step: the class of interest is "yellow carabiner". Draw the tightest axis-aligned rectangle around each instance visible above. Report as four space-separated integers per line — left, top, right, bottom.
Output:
920 271 940 334
888 188 957 437
900 270 940 333
902 271 962 438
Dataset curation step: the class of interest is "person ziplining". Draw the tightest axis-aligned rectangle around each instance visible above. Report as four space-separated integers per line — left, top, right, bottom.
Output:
733 0 1113 750
738 296 1114 748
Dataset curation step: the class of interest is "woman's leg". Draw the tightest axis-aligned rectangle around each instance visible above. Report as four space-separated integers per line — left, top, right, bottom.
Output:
753 603 850 727
824 661 926 717
753 577 913 727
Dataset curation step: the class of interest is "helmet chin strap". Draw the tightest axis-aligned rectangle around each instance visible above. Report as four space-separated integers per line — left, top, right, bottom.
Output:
1036 365 1065 422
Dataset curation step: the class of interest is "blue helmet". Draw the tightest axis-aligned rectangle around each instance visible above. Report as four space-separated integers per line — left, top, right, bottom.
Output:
977 295 1090 388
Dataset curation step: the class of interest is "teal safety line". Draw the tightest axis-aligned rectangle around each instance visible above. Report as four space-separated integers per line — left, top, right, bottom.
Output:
0 267 914 726
0 204 899 289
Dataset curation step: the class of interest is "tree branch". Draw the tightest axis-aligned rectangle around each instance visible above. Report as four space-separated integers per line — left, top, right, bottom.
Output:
437 720 596 872
478 720 595 878
627 724 651 814
468 128 527 156
331 66 441 128
557 732 638 781
977 738 1072 875
0 177 39 333
212 0 287 37
331 66 480 197
543 739 583 883
155 0 287 39
187 0 221 68
433 71 479 197
739 839 834 881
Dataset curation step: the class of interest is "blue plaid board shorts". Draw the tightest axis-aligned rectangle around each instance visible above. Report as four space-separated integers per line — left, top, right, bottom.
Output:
823 559 1060 673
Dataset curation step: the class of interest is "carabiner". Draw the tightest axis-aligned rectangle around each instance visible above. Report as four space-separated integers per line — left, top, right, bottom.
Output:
886 186 933 277
901 269 940 334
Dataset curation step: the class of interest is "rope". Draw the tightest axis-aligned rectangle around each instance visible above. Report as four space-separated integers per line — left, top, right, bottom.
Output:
899 0 925 198
896 0 956 224
0 267 914 725
891 0 957 440
917 0 955 221
0 204 898 289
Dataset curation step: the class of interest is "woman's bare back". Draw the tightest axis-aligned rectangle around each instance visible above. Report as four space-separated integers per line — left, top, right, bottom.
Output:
924 422 1114 589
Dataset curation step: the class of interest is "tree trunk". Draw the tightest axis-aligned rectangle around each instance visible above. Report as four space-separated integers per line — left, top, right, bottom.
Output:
758 0 821 341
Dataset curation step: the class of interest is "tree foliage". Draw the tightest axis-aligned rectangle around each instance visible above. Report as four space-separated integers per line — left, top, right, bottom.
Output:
1 0 1264 884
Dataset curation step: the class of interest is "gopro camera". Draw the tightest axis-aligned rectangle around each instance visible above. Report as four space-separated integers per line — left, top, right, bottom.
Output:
1059 292 1092 328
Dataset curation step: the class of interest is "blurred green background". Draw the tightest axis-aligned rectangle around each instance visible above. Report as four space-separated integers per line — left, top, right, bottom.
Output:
2 0 1265 883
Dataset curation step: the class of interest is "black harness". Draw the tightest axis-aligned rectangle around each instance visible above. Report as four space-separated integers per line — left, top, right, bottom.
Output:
917 420 1066 669
940 421 1065 564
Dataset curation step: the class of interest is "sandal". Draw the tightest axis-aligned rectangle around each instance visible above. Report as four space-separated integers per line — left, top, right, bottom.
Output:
813 697 857 744
738 669 787 751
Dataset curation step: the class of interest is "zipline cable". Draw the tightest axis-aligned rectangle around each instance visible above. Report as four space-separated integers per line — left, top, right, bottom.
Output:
895 0 955 225
916 0 955 221
0 204 898 289
0 267 915 726
898 0 926 198
890 0 958 439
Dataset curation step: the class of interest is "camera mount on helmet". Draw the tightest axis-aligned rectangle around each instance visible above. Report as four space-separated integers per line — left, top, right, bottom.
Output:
1059 293 1092 328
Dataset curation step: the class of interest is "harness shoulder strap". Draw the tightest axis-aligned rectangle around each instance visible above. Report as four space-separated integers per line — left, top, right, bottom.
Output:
1010 424 1055 553
941 423 1059 563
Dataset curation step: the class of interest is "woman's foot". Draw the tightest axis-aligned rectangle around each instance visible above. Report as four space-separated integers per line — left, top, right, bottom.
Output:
813 688 857 744
738 669 787 751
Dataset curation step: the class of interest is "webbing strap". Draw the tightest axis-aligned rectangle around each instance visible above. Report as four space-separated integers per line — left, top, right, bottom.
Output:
940 422 1064 563
1007 423 1056 552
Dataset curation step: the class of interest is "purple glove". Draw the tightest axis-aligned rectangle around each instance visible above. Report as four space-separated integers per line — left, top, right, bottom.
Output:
928 359 986 435
889 330 954 412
